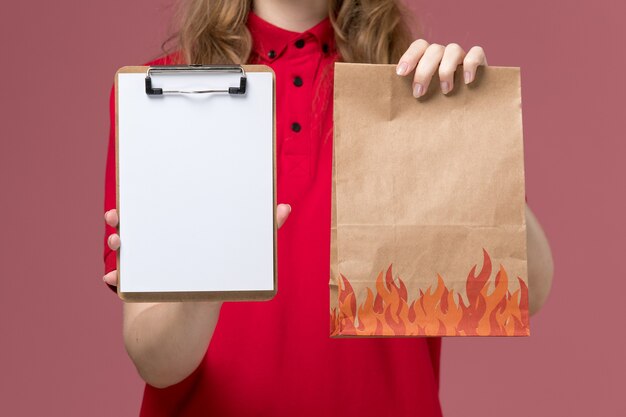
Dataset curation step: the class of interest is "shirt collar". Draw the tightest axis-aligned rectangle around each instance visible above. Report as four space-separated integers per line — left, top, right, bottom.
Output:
247 10 336 61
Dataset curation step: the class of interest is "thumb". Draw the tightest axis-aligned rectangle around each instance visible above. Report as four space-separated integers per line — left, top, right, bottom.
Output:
276 204 291 229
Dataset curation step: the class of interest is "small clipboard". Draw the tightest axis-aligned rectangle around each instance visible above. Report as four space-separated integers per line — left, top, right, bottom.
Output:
114 64 276 302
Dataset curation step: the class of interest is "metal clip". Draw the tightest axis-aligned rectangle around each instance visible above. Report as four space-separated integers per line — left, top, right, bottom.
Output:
145 65 247 96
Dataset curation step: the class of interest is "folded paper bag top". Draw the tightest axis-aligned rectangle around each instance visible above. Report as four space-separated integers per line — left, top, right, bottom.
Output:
329 63 529 338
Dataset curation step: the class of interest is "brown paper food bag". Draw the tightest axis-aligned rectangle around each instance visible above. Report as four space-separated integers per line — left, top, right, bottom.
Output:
330 63 529 337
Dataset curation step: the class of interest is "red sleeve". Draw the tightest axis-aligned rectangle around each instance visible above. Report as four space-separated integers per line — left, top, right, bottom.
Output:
103 84 118 294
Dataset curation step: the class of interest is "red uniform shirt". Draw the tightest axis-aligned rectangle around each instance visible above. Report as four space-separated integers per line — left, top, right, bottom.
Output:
104 11 443 416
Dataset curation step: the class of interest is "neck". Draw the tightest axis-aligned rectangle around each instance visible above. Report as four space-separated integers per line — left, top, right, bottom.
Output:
252 0 328 32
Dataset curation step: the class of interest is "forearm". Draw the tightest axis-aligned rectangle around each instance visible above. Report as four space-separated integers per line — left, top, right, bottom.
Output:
525 204 554 316
123 300 223 388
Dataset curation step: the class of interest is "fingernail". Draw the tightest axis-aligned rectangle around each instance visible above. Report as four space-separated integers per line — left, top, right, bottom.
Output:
396 62 408 75
103 275 108 283
413 83 424 98
464 71 471 84
440 81 450 94
286 204 292 213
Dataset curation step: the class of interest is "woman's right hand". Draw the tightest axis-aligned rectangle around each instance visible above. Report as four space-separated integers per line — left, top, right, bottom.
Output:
102 204 292 286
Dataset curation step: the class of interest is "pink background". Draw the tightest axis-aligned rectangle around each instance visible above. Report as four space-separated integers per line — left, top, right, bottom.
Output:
0 0 623 415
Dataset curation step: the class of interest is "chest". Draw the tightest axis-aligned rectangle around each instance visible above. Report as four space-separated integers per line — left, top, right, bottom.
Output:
249 49 337 203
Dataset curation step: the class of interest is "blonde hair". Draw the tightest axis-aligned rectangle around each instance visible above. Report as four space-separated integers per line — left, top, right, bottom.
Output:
160 0 416 65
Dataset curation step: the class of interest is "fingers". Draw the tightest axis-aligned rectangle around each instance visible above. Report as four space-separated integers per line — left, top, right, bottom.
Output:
108 233 121 251
438 43 466 94
103 209 120 287
396 39 429 76
276 203 291 229
103 270 118 286
105 209 120 251
462 46 487 84
397 40 488 96
104 209 119 227
412 43 445 98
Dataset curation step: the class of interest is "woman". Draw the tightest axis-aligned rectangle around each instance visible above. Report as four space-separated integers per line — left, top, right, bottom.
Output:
103 0 554 415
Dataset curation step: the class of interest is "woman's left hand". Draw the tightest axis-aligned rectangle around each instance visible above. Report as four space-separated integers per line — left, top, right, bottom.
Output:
395 40 488 98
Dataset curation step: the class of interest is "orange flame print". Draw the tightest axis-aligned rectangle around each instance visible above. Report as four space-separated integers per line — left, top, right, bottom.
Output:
330 249 529 337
